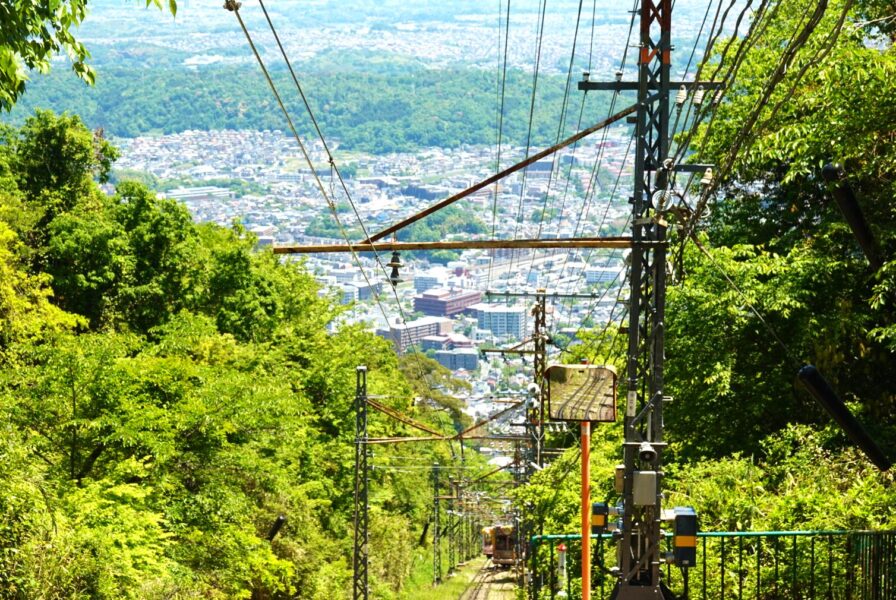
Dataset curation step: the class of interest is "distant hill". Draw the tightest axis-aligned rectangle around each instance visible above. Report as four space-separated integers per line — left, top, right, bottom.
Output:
5 65 617 154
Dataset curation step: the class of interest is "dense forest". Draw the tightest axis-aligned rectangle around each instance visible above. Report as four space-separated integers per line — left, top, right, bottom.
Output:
0 111 482 598
2 0 896 598
5 65 606 155
527 0 896 540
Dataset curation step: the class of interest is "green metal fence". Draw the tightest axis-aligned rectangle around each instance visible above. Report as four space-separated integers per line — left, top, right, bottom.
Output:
530 530 896 600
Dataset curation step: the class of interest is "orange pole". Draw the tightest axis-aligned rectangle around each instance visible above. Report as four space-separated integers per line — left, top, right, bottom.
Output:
581 421 591 600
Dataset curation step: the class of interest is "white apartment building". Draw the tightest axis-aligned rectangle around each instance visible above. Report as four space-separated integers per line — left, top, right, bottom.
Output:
472 304 528 339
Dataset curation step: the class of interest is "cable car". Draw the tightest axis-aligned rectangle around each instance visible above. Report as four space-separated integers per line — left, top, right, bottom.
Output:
481 526 494 558
491 524 518 567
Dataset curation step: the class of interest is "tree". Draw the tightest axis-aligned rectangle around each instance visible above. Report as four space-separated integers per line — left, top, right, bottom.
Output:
0 0 176 110
665 0 896 458
0 221 82 358
13 110 116 210
398 353 472 430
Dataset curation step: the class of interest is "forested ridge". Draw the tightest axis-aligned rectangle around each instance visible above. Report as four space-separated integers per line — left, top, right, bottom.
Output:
5 66 598 154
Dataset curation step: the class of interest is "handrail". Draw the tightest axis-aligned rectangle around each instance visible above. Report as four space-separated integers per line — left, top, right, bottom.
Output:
531 529 890 547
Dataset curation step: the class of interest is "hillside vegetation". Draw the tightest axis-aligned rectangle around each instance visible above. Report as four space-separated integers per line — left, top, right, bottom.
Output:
0 111 477 598
5 66 606 155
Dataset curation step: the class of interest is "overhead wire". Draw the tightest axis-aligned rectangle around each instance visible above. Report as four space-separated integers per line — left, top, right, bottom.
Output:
524 0 586 288
688 235 800 368
228 1 450 439
487 0 512 292
695 0 853 173
670 0 775 166
542 0 640 337
676 0 838 263
549 0 732 358
664 0 854 370
549 132 634 337
553 0 640 270
668 0 720 141
508 0 549 275
618 0 856 391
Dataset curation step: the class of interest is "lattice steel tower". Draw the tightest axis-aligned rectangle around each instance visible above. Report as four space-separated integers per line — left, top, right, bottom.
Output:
352 367 369 600
579 0 681 597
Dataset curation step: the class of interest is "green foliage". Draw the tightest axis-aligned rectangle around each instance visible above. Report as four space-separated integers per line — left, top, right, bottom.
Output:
0 0 176 111
0 111 471 599
6 66 608 154
398 353 472 431
0 221 82 357
664 0 896 460
667 424 896 532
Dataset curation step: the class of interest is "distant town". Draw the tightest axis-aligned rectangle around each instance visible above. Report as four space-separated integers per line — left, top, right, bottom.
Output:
114 126 634 416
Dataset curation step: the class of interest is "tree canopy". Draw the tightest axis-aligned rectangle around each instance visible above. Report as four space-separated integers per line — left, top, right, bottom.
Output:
0 110 479 599
0 0 176 111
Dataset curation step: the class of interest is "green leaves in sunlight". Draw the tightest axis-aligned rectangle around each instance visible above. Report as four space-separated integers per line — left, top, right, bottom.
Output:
0 0 177 110
0 110 477 599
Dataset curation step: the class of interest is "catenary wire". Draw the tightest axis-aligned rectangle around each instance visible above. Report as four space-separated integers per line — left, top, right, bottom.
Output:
228 1 447 424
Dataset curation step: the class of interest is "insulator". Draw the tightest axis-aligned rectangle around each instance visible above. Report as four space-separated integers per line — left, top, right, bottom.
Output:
675 85 687 106
693 85 706 106
713 89 724 106
700 167 713 187
615 70 623 82
582 71 591 82
652 189 672 208
386 251 402 286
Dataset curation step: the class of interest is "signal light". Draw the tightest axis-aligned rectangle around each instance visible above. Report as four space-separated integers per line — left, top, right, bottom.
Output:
673 507 698 567
591 502 608 535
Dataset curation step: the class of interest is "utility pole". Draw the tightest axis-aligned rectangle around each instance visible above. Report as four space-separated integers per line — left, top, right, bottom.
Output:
578 1 714 597
482 289 552 471
618 1 672 593
433 464 442 585
533 289 547 469
352 366 369 600
448 479 456 573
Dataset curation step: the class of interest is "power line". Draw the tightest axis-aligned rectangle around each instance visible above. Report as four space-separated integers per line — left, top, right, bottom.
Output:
539 0 641 336
687 234 800 368
509 0 549 274
678 0 837 261
524 0 586 288
252 1 457 419
487 0 512 293
227 0 447 422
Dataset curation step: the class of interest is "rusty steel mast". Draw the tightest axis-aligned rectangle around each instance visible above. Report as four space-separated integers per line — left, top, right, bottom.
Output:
578 0 712 596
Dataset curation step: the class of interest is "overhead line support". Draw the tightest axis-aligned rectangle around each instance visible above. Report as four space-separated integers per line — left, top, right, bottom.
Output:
352 366 369 600
273 237 642 254
433 464 442 585
363 105 638 243
613 0 672 597
577 0 713 597
578 80 723 92
485 290 615 301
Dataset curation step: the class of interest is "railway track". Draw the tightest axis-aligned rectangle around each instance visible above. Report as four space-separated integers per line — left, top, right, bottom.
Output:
459 560 518 600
